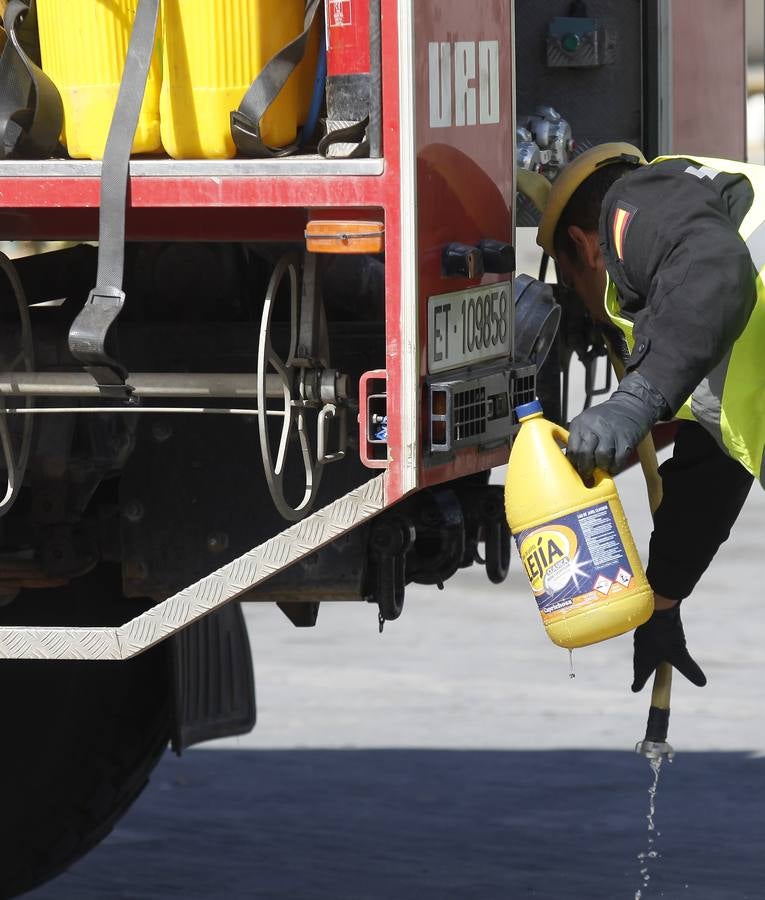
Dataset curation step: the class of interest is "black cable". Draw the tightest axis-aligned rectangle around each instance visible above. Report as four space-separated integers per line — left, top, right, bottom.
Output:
0 251 34 515
538 252 549 283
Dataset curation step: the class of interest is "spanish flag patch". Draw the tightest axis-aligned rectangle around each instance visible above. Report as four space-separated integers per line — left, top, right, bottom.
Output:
612 203 637 261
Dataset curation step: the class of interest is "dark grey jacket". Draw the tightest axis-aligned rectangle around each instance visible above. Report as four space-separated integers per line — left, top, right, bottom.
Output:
599 157 757 414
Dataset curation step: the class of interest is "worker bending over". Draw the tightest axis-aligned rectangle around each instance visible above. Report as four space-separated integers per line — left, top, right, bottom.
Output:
537 144 765 691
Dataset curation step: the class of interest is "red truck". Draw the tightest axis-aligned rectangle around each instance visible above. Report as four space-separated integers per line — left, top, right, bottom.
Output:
0 0 746 894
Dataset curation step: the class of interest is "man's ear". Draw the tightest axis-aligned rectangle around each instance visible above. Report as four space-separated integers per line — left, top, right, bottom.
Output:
567 226 601 271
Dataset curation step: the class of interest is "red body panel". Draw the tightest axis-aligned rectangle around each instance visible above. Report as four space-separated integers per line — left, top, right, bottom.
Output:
325 0 371 75
0 174 388 214
671 0 746 160
413 0 515 489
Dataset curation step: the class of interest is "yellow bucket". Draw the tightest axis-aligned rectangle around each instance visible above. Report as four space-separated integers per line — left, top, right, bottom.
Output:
159 0 320 160
36 0 162 160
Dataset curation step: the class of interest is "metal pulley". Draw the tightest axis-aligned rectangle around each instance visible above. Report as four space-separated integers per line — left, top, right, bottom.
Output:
0 249 350 523
0 253 349 520
256 252 349 521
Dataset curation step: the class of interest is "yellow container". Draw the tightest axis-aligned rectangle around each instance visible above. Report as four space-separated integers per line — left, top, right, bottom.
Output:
160 0 320 160
505 400 653 649
37 0 162 159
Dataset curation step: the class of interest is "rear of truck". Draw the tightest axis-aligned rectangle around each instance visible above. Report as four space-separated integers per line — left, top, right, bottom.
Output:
0 1 522 893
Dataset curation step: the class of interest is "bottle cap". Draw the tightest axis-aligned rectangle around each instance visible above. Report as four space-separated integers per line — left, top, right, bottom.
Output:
515 399 544 421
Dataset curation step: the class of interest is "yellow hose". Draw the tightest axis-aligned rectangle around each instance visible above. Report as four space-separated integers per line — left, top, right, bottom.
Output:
605 345 672 710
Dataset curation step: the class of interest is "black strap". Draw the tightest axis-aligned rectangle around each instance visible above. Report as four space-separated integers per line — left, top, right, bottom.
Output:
68 0 160 396
231 0 321 158
0 0 62 159
317 116 370 159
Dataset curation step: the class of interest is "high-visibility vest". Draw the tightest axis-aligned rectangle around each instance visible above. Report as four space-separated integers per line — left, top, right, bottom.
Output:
604 155 765 485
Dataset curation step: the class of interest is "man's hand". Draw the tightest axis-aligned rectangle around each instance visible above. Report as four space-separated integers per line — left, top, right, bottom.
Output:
632 604 707 692
567 371 669 478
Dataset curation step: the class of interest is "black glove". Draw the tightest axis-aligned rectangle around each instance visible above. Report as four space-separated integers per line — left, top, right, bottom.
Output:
632 604 707 692
567 371 669 479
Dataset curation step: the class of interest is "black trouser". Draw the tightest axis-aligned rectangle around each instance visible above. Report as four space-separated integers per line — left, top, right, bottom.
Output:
646 421 754 600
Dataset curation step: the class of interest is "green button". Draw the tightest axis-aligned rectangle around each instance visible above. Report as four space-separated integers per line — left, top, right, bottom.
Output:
562 32 581 52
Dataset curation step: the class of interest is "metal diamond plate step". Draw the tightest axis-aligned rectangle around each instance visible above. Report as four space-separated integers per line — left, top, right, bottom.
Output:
0 475 385 661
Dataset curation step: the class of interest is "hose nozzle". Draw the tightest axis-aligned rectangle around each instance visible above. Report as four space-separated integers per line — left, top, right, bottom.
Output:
635 738 675 761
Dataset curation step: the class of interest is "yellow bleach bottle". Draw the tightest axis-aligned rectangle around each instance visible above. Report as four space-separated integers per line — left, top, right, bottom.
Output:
505 399 653 649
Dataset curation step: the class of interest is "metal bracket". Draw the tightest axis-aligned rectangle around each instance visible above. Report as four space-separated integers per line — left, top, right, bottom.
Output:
277 600 320 628
317 403 347 465
293 251 330 368
457 484 511 584
368 515 415 632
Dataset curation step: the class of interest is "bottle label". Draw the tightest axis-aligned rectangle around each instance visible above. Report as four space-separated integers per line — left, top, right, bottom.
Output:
515 501 636 622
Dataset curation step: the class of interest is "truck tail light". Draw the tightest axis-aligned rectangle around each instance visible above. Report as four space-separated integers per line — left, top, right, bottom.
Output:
305 220 385 254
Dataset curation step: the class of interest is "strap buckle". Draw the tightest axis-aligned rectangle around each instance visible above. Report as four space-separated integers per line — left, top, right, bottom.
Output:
68 286 134 399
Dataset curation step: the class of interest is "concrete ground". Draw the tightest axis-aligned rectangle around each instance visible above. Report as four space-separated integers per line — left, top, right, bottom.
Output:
26 236 765 898
28 406 765 900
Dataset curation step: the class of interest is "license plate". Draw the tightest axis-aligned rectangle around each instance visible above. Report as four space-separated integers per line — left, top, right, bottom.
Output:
427 282 512 374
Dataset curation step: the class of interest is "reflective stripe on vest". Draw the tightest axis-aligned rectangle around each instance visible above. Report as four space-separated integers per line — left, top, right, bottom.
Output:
605 155 765 485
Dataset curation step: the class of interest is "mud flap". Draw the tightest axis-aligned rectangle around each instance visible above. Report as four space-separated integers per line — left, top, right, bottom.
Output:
169 602 256 754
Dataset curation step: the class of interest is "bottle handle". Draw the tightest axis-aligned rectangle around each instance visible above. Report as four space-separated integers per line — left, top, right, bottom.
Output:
550 422 570 447
550 422 610 488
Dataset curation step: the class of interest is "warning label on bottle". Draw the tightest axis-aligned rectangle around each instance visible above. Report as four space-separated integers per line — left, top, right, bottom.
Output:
514 502 634 622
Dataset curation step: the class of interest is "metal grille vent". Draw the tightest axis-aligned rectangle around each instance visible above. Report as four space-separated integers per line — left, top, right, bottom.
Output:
511 369 536 421
454 387 486 441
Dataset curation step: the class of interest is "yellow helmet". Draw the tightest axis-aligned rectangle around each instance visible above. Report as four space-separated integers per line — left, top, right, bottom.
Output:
535 142 646 258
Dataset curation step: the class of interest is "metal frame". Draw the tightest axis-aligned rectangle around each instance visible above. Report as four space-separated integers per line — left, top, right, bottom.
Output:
0 158 385 177
642 0 674 158
0 372 278 398
396 0 420 496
